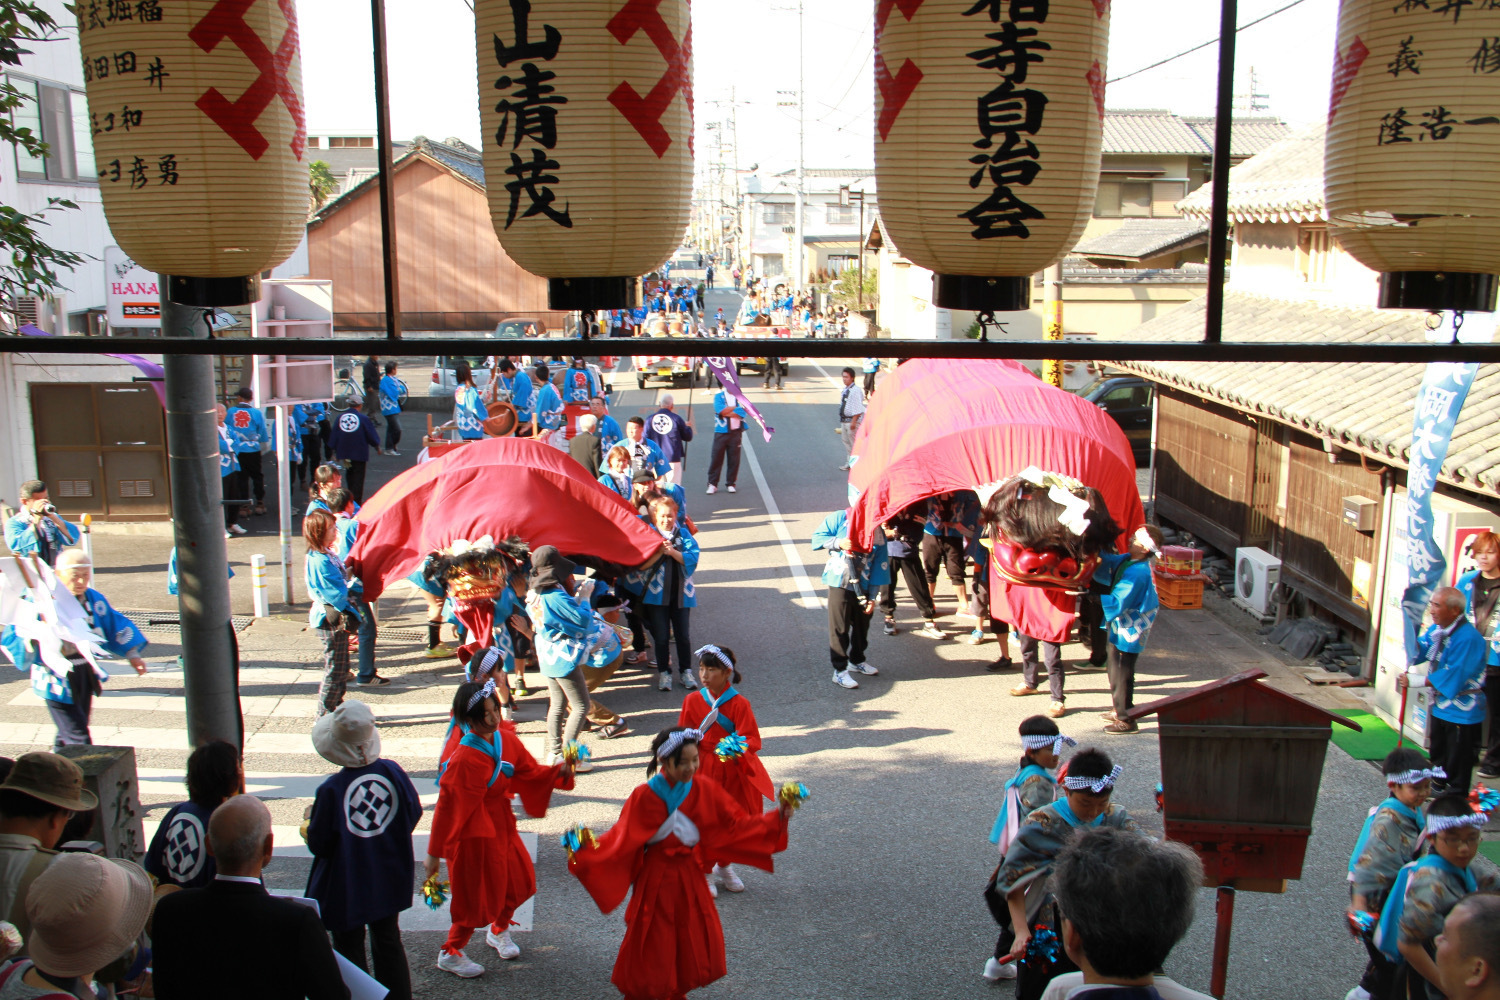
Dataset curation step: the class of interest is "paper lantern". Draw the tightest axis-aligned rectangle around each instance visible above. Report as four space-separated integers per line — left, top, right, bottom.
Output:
76 0 309 306
475 0 692 310
874 0 1109 311
1325 2 1500 311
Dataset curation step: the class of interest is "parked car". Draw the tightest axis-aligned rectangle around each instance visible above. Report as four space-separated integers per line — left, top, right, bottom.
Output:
429 355 495 397
1078 374 1154 465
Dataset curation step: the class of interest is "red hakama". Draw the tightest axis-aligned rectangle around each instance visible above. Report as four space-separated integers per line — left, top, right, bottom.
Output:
428 727 572 951
677 692 775 816
570 779 789 1000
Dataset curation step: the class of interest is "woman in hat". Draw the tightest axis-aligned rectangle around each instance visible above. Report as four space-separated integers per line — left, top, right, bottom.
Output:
306 700 422 1000
427 681 574 978
0 853 153 1000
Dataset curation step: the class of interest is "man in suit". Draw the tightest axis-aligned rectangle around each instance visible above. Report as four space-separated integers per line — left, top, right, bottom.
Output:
153 794 349 1000
569 414 603 475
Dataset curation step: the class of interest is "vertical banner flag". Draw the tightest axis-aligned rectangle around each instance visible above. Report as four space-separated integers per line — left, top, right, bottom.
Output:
1401 359 1480 664
703 357 774 443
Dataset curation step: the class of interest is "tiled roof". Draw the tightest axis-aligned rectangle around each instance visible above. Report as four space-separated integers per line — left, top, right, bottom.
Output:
1177 123 1326 223
1102 110 1290 156
1107 292 1500 496
1073 218 1209 260
310 137 486 222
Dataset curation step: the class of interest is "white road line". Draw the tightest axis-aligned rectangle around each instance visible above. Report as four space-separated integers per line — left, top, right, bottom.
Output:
810 361 844 389
742 436 824 611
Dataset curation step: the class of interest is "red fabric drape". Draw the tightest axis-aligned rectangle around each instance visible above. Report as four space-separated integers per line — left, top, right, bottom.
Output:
347 437 663 601
846 359 1143 643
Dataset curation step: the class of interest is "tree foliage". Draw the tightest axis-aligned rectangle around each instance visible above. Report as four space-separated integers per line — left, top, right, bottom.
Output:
309 159 337 210
0 2 83 332
826 263 877 313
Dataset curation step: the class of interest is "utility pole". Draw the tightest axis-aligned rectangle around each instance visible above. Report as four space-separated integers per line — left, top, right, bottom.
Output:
1042 262 1064 387
161 296 243 749
371 0 402 341
793 0 805 294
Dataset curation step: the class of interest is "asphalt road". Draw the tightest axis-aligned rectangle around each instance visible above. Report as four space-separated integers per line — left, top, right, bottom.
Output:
0 292 1456 999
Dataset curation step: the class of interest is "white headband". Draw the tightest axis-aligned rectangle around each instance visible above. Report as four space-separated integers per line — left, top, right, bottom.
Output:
1387 766 1446 786
657 728 702 760
1425 812 1487 835
466 679 496 712
1020 466 1092 537
1022 733 1078 754
695 644 734 671
1133 526 1160 555
1062 765 1123 793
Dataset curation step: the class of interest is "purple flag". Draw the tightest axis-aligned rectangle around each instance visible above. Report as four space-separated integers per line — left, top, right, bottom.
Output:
19 324 165 405
703 356 774 442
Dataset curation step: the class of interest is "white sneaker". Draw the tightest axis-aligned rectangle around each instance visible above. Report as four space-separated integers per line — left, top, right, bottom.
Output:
983 958 1017 981
545 752 564 766
572 756 595 773
658 673 673 692
485 927 521 960
224 531 232 539
727 485 737 493
848 661 879 676
1344 989 1372 1000
228 524 247 535
681 669 700 690
706 872 719 898
714 863 745 892
832 669 859 689
706 484 718 494
437 950 484 978
913 621 946 639
387 450 401 457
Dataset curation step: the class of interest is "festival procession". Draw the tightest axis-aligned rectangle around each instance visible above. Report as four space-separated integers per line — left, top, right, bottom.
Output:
1 0 1500 998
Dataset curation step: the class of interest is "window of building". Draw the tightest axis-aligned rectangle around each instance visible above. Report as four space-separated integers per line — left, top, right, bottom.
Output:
1093 179 1187 219
762 203 794 226
10 77 45 178
9 78 94 181
827 254 857 271
70 90 95 180
327 136 375 148
826 204 855 226
307 136 321 149
761 253 785 275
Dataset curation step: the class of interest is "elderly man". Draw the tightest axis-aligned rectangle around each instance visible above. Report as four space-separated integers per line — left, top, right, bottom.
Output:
4 480 78 563
1039 826 1212 1000
154 795 348 1000
1437 893 1500 1000
569 414 603 474
1402 586 1489 794
0 752 98 947
646 393 694 485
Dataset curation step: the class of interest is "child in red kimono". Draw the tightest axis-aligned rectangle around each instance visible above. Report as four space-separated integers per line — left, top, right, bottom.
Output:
426 680 574 979
676 644 776 896
569 727 794 1000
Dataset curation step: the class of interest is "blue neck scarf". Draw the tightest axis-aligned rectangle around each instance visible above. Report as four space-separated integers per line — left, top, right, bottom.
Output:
438 730 513 788
1053 795 1106 829
989 764 1052 844
699 686 739 735
647 773 692 815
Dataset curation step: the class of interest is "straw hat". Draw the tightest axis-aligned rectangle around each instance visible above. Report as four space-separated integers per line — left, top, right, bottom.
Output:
311 700 382 769
0 752 97 812
27 854 152 977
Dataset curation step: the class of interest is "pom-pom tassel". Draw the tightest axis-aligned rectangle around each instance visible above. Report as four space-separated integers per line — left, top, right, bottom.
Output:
778 781 810 811
1471 783 1499 815
1025 923 1061 965
422 874 450 911
715 733 748 761
563 740 592 766
560 824 597 862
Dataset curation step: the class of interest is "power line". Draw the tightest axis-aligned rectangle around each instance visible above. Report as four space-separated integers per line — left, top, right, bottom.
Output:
1106 0 1309 85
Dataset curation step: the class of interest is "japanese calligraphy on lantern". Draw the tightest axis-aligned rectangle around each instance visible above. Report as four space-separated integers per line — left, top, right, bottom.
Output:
1325 0 1500 274
874 0 1108 282
475 0 692 281
75 0 308 279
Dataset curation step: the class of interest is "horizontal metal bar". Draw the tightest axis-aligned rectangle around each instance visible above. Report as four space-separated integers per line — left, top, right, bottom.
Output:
3 335 1499 363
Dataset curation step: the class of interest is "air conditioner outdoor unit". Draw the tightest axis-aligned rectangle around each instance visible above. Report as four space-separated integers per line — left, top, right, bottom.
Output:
1234 547 1282 617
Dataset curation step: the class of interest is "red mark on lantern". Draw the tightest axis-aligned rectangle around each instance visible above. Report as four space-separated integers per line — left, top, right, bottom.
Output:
189 0 306 161
1086 61 1106 123
607 0 691 158
1090 0 1110 15
1328 36 1368 125
874 0 923 142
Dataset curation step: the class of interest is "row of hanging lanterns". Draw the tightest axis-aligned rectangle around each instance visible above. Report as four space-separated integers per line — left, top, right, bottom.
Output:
74 0 1490 317
1324 0 1500 312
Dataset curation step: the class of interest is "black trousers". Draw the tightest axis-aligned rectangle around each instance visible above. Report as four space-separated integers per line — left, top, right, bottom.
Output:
47 662 95 748
762 358 786 388
1429 715 1481 795
299 433 321 482
921 534 966 587
1107 645 1139 718
880 551 936 621
1077 583 1111 665
707 430 742 487
384 413 402 451
828 586 872 670
863 371 877 395
642 604 691 676
345 460 368 504
332 913 410 1000
238 449 266 504
1017 633 1065 702
969 563 1010 636
222 475 240 528
1483 671 1500 773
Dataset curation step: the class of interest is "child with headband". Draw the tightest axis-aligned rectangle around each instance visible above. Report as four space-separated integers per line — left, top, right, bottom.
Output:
569 726 794 1000
992 747 1137 1000
1344 747 1441 1000
982 715 1077 982
677 644 776 897
1373 791 1498 997
426 680 575 979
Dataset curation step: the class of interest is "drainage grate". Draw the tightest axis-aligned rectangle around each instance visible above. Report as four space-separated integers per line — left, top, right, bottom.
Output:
120 610 255 635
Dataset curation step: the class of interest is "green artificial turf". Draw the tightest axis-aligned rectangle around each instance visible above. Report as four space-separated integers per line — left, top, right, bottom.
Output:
1481 841 1500 866
1330 709 1402 761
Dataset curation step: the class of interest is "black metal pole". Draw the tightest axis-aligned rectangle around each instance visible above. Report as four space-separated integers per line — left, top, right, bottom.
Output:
160 293 244 750
1203 0 1237 345
371 0 402 341
856 194 865 311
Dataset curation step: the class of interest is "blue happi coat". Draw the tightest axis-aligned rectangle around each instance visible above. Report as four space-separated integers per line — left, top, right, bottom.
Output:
526 587 596 677
4 513 80 560
639 524 699 608
1093 553 1159 654
812 509 890 591
1414 619 1487 725
7 588 146 705
454 385 487 439
225 404 269 453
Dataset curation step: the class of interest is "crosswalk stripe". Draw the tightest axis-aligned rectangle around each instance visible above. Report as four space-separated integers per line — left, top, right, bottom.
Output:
9 690 454 721
0 723 447 757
